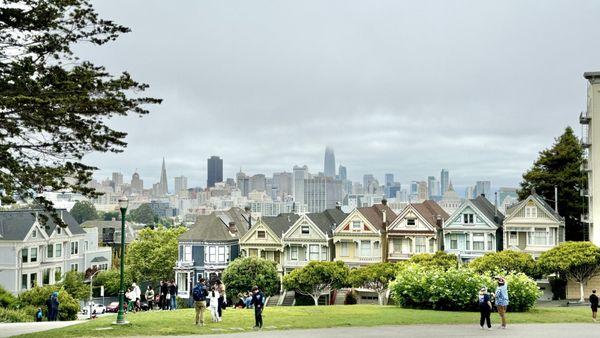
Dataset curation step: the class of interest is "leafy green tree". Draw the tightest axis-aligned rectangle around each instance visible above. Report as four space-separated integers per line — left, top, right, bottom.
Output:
408 251 458 270
469 251 538 278
129 203 158 225
95 268 133 296
0 0 160 221
100 211 120 221
538 241 600 302
349 262 398 305
125 226 186 284
59 271 89 300
282 261 349 306
222 256 280 301
519 127 586 241
70 201 98 224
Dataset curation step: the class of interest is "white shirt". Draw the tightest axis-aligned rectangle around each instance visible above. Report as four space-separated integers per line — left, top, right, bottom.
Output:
208 291 220 308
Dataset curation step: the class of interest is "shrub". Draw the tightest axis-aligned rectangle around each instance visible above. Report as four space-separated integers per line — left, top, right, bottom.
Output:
0 307 33 323
549 276 567 300
0 285 17 308
468 251 538 278
17 286 80 320
390 264 539 312
408 251 458 270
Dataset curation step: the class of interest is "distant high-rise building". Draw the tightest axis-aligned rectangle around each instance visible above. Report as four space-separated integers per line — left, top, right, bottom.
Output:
417 181 428 202
324 147 336 178
130 171 143 194
304 176 343 212
427 176 440 199
388 183 402 199
236 170 250 197
474 180 491 199
250 174 266 192
159 158 168 195
385 174 394 187
293 165 308 204
207 156 223 188
112 172 123 187
338 165 347 181
273 172 293 199
465 186 475 199
174 176 188 194
440 169 450 195
363 174 375 193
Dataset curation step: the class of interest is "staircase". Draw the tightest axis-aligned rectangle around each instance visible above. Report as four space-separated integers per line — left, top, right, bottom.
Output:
266 294 280 307
334 289 348 305
281 290 295 306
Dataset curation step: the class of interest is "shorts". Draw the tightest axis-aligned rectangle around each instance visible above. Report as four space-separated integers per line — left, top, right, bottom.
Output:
497 305 507 315
592 305 598 312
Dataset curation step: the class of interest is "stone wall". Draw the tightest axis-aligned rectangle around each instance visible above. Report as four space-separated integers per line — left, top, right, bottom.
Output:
566 275 600 300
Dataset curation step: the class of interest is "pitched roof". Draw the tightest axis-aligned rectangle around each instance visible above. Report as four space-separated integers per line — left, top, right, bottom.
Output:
505 193 564 221
0 209 85 241
179 207 251 242
411 200 450 229
307 208 348 236
261 213 299 239
357 203 397 230
470 196 504 225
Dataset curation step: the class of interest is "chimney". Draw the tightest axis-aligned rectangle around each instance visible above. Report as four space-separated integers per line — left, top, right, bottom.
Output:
335 202 341 210
228 221 237 234
436 215 444 251
381 198 388 206
382 209 387 225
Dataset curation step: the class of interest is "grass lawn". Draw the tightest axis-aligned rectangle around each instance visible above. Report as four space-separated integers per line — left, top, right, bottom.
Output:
17 305 592 337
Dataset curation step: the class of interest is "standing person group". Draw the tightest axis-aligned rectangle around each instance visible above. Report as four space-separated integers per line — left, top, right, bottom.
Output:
158 280 178 310
476 277 509 330
45 291 60 321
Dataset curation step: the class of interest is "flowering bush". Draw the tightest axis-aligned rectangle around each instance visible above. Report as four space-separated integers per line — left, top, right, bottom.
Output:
390 264 540 312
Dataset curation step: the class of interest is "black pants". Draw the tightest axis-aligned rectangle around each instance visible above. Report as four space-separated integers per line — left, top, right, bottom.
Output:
480 309 491 328
254 306 263 328
218 296 224 317
159 295 166 309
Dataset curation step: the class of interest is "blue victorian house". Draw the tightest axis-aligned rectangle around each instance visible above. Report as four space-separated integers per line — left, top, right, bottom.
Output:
174 207 251 299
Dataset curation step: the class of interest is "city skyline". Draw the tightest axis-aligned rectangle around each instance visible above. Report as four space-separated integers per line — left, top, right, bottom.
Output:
81 0 597 190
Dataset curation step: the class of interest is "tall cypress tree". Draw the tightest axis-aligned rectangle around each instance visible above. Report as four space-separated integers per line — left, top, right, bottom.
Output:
519 127 587 241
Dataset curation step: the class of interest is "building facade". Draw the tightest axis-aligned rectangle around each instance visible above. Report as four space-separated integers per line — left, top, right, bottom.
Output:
582 71 600 245
207 156 224 188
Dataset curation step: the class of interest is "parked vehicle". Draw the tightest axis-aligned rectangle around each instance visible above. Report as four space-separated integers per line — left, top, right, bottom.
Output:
82 303 106 315
105 302 122 313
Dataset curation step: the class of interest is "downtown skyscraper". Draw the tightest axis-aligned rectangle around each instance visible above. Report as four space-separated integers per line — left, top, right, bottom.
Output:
324 146 336 178
440 169 450 195
207 156 223 188
158 157 168 195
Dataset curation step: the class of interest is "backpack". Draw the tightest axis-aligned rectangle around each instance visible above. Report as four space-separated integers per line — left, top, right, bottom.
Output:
192 284 207 301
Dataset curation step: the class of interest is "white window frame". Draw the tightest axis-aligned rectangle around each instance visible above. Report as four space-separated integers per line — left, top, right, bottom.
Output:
32 229 37 238
70 263 78 272
340 242 349 256
309 245 320 261
525 206 538 218
352 220 362 231
301 225 310 235
208 246 217 262
291 246 299 260
70 241 79 255
509 232 518 246
449 235 458 250
30 247 38 263
218 246 226 262
407 219 416 226
184 245 192 262
473 233 485 251
360 240 371 257
415 237 426 253
47 244 54 259
257 230 266 239
463 213 474 224
55 243 62 257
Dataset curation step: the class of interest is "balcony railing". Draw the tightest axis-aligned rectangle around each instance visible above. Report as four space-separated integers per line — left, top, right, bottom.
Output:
175 260 194 268
580 111 591 124
284 260 308 267
389 253 411 260
358 256 383 262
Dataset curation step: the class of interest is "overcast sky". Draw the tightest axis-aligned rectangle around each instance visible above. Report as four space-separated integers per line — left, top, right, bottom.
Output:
81 0 600 191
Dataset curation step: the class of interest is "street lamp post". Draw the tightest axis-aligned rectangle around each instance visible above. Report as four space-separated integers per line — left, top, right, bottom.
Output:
114 196 129 325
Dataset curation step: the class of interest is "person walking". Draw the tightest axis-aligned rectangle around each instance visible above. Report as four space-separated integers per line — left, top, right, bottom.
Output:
146 285 155 310
45 295 53 321
160 280 169 310
590 289 599 322
169 280 178 310
208 286 221 322
192 278 208 326
495 277 509 329
250 286 265 329
478 287 492 330
216 279 226 320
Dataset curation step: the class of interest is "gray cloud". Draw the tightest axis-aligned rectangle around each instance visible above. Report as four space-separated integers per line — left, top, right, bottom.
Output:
81 0 599 189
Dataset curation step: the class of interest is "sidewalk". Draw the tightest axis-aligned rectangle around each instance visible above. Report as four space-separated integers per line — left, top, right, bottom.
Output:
0 321 82 338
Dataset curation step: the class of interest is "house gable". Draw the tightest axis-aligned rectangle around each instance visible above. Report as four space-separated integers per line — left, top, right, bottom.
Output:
388 205 436 232
334 209 379 235
444 201 497 230
283 215 326 241
239 218 281 245
504 195 562 225
24 221 50 242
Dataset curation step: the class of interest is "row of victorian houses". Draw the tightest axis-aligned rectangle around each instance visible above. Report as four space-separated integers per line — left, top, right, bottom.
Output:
174 192 565 300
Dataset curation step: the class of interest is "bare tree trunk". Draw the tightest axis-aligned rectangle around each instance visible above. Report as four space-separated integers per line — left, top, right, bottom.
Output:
378 292 385 305
579 281 585 303
313 295 319 306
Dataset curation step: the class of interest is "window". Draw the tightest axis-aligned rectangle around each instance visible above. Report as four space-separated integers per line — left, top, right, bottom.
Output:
360 240 371 257
55 243 62 257
291 246 298 260
415 237 426 253
309 245 320 261
32 229 37 238
70 263 79 272
321 246 327 260
429 239 435 253
56 227 62 235
352 220 361 231
30 273 37 288
43 268 50 285
21 248 28 263
183 245 192 262
70 241 79 255
449 235 458 250
487 235 494 250
218 246 226 262
463 214 474 224
401 238 411 254
550 228 557 246
341 242 349 256
525 206 537 218
407 219 416 226
529 229 548 246
257 231 266 239
21 274 27 290
84 241 89 251
473 233 485 251
177 272 189 293
30 247 38 263
47 244 54 258
509 232 518 246
301 225 310 234
208 246 217 262
54 267 62 282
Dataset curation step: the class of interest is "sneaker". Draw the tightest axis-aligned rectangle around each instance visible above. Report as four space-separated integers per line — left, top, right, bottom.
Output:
480 326 484 330
487 327 492 330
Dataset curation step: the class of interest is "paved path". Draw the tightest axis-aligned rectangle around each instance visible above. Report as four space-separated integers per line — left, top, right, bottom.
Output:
0 321 82 338
152 323 599 338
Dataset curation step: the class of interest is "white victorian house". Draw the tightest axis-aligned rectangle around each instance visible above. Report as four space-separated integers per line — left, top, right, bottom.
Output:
443 196 504 262
503 193 564 258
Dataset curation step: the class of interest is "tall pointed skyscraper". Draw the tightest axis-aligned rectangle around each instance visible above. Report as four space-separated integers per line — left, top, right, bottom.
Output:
159 157 168 195
324 146 336 178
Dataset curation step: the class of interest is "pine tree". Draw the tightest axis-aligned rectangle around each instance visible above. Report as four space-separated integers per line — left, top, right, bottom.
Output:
519 127 587 241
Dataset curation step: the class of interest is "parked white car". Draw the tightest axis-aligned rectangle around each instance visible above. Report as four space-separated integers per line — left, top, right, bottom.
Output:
82 303 106 315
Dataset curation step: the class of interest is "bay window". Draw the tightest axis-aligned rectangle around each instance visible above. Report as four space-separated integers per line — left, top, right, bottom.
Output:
473 233 485 251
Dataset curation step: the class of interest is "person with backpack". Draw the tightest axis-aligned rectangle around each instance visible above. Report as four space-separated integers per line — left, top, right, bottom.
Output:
495 277 509 329
478 287 492 330
193 278 209 326
35 307 43 322
590 289 599 322
250 285 265 329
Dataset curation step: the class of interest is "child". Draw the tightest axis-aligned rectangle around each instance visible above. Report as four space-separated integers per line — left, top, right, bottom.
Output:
478 287 492 330
208 286 221 322
35 308 43 322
